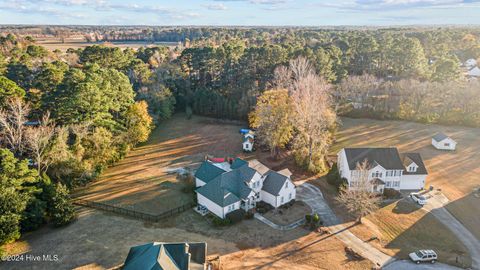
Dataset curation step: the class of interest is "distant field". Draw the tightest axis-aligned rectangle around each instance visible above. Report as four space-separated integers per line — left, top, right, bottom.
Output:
74 114 245 215
36 38 178 51
332 117 480 241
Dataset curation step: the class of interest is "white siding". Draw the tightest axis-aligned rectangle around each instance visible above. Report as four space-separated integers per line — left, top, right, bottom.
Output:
197 193 224 218
337 149 352 183
243 141 253 151
195 178 206 188
223 201 241 217
432 138 456 151
260 190 277 208
261 179 296 208
400 175 426 190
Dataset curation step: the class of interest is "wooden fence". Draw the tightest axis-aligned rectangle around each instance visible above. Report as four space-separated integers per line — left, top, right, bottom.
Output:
74 199 195 222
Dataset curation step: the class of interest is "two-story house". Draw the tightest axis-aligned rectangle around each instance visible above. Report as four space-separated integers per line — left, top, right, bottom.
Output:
337 147 428 193
194 158 296 219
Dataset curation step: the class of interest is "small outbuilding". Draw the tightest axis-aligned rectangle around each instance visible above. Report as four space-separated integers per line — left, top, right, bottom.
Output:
242 133 254 152
432 133 457 151
468 66 480 77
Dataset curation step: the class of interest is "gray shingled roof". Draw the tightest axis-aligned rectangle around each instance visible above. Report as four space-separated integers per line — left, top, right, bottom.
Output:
401 153 428 175
432 133 449 142
123 242 207 270
344 148 405 170
196 165 256 207
262 171 289 196
194 161 226 184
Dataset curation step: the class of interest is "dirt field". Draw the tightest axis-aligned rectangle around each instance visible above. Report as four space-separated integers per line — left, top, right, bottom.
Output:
74 114 245 215
332 117 480 240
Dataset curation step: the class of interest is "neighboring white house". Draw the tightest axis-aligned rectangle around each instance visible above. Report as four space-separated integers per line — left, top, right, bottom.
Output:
242 133 255 152
337 147 428 192
195 158 296 219
465 58 477 69
432 133 457 151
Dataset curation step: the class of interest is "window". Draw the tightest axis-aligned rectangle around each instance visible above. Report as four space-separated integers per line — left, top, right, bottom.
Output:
285 182 288 188
393 181 400 187
281 196 284 203
444 143 450 147
372 171 382 178
289 193 292 200
386 181 392 188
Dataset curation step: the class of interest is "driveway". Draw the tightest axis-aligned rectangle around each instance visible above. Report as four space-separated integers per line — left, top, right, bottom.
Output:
420 191 480 269
384 260 464 270
296 183 395 267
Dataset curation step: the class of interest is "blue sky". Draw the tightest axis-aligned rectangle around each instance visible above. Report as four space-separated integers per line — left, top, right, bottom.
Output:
0 0 479 26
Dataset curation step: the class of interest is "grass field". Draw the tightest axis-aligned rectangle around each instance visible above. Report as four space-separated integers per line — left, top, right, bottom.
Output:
36 38 178 51
74 114 245 215
332 117 480 241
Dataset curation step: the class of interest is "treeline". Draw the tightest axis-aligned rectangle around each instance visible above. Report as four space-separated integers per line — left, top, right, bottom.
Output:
0 36 175 252
337 75 480 127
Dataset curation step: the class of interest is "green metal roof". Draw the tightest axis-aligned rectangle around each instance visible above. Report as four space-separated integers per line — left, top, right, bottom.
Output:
194 161 226 184
196 165 256 207
231 158 248 169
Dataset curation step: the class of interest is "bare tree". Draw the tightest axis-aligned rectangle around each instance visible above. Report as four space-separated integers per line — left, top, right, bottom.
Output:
337 159 380 223
0 98 30 155
25 112 56 173
272 65 292 89
289 57 337 172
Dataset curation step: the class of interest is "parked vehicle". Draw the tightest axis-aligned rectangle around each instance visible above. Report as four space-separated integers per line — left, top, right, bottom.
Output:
409 250 437 264
410 193 428 205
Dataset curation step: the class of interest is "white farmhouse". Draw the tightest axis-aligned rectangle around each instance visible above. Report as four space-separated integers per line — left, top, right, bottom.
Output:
337 147 428 192
194 158 296 219
432 133 457 151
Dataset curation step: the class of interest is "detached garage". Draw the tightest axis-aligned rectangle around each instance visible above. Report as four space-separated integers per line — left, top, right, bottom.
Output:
432 133 456 151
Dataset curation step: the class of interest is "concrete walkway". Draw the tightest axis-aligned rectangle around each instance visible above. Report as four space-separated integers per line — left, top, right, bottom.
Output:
297 183 395 267
421 192 480 270
254 213 305 230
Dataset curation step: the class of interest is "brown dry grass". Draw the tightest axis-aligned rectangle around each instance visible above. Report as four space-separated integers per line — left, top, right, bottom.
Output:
36 38 177 51
349 200 471 268
263 201 311 226
74 114 244 215
333 117 480 240
217 232 373 270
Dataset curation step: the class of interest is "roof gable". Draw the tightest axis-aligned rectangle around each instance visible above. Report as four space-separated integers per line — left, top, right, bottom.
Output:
124 242 194 270
194 161 226 184
401 153 428 175
432 132 450 142
343 148 404 171
262 171 290 196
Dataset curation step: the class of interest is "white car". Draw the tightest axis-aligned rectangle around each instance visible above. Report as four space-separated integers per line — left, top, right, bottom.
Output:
410 193 427 205
409 250 437 264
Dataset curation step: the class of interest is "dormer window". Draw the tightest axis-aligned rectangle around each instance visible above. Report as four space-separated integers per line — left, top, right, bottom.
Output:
285 182 288 188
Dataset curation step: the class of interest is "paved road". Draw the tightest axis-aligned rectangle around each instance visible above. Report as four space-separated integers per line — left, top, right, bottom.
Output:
384 260 464 270
421 192 480 270
296 183 395 267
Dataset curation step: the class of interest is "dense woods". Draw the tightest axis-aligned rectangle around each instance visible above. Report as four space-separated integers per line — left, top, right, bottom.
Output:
1 26 480 251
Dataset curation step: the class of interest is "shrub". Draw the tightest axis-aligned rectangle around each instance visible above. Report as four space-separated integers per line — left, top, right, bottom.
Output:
226 209 246 224
305 214 312 223
212 216 231 227
49 183 75 227
186 106 193 120
245 212 254 219
383 188 402 199
326 163 346 191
